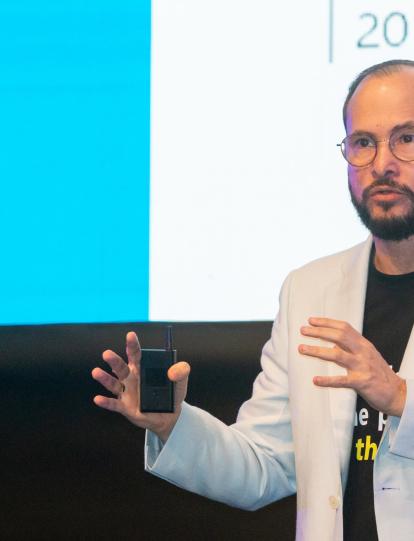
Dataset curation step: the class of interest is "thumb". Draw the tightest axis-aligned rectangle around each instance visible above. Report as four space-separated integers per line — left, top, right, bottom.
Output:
168 361 191 406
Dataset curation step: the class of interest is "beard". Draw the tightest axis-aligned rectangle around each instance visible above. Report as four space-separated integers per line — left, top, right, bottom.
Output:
349 177 414 241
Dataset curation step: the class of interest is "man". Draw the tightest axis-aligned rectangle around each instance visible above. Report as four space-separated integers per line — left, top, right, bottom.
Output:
92 60 414 540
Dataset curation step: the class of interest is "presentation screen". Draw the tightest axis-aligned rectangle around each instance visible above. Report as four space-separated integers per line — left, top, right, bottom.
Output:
1 0 412 324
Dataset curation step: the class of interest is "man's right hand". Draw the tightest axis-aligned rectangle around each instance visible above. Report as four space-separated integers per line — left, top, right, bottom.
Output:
91 331 190 443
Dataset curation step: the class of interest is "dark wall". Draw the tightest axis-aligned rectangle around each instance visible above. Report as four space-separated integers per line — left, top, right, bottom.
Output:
2 322 296 540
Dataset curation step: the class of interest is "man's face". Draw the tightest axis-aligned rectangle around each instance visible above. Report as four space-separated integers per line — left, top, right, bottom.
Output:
346 68 414 241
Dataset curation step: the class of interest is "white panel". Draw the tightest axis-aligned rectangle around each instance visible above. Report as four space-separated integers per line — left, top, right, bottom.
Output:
150 0 412 320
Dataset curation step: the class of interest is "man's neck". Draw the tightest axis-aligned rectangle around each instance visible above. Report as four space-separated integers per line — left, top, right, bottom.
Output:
373 236 414 274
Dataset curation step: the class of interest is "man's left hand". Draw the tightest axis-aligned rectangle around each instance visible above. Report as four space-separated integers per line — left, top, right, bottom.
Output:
299 317 407 417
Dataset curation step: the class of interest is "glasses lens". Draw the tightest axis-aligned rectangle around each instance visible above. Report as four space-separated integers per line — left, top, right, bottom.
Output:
390 128 414 162
342 134 376 166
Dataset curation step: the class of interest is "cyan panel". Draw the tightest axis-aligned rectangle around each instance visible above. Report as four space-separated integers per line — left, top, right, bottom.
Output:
0 1 151 323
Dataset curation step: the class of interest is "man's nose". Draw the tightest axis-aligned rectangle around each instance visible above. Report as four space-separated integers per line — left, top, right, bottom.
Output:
371 140 399 178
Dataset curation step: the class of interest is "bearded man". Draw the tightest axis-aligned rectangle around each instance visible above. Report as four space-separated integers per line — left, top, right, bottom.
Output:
92 60 414 541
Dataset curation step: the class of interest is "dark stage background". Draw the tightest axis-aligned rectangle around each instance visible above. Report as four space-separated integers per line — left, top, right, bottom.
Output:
2 321 296 540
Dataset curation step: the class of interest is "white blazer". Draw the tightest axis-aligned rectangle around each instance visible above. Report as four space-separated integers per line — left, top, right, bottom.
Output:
145 237 414 541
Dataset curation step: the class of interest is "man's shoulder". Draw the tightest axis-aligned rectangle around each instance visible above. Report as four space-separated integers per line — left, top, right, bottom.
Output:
290 237 371 283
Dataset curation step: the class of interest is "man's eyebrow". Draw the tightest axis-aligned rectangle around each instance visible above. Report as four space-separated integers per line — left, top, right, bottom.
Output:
348 123 414 138
392 121 414 131
348 130 374 137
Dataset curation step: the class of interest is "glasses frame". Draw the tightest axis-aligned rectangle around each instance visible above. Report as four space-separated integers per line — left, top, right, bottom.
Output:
337 132 414 167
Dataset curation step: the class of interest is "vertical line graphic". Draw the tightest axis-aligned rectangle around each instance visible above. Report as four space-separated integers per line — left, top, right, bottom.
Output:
329 0 334 63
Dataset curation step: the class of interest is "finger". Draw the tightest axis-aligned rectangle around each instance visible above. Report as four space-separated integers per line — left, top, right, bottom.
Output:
126 332 141 369
308 317 355 332
91 367 125 396
298 344 355 368
301 325 354 352
101 350 130 380
93 394 127 413
313 375 351 388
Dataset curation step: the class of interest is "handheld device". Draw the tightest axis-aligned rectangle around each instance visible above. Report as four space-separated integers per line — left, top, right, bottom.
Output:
140 326 176 413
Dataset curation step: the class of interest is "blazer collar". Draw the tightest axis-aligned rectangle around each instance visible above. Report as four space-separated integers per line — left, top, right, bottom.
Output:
324 235 372 339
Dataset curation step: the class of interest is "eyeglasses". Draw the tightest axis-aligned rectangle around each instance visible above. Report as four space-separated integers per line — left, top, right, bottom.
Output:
337 127 414 167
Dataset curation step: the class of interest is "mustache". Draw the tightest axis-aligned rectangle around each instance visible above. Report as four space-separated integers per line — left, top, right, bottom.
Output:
362 178 414 202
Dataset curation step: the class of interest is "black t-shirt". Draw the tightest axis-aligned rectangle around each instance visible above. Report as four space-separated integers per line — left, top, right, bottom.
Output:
343 250 414 540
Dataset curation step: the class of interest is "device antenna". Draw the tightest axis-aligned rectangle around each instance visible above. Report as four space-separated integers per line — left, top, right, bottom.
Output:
165 325 173 351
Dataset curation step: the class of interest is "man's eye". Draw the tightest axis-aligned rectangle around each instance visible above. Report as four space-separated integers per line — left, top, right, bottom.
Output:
399 133 414 144
352 137 374 148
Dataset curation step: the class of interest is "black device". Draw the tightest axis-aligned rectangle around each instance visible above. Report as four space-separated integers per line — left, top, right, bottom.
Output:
140 326 176 413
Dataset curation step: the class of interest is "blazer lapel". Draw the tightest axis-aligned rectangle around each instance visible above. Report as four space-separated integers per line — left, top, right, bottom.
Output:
381 306 414 448
323 236 372 486
399 328 414 379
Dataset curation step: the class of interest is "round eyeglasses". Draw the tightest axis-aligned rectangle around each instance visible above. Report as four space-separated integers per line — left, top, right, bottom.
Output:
337 127 414 167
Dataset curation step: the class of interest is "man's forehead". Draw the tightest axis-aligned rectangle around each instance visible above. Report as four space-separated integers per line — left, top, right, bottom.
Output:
346 68 414 132
353 68 414 94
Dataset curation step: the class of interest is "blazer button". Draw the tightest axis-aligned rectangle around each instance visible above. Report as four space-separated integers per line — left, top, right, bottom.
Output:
328 495 340 510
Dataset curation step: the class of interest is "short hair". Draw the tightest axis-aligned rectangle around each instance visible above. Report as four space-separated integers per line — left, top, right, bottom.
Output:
342 59 414 127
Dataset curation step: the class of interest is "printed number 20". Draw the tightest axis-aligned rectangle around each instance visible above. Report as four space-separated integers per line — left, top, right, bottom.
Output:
358 12 408 48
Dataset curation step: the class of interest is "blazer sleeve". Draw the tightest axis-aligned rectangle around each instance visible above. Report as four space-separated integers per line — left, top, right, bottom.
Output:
144 273 296 511
387 378 414 459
